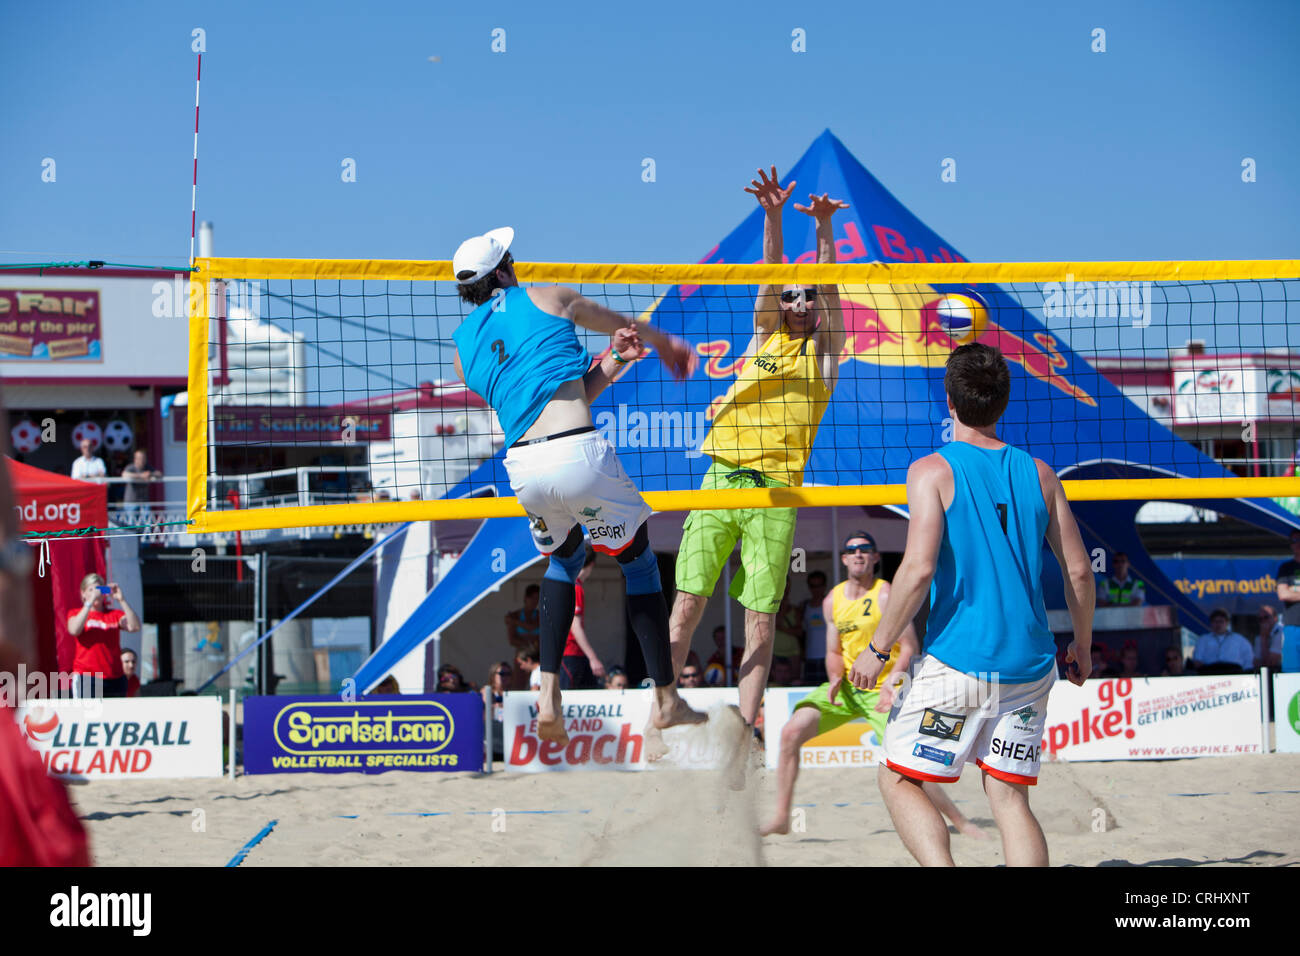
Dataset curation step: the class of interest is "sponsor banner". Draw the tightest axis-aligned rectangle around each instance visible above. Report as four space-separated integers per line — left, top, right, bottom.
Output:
763 686 885 770
243 694 482 774
1156 557 1286 615
173 405 391 444
0 289 101 361
502 688 740 772
14 696 222 779
1044 675 1262 761
1275 674 1300 754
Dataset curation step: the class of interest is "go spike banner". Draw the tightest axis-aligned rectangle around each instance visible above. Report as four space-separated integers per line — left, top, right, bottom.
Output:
243 695 483 774
1275 674 1300 754
1041 675 1263 761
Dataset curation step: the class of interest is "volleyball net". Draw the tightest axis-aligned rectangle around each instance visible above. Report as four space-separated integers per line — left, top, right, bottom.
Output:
185 258 1300 534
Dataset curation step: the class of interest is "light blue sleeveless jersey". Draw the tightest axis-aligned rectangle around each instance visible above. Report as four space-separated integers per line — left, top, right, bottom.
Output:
923 441 1056 683
452 286 592 447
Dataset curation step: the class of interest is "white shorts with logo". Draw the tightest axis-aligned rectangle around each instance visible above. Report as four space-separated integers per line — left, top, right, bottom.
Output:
503 430 651 556
883 654 1055 786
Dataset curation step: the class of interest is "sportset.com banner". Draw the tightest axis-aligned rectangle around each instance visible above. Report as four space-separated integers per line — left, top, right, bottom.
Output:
1043 675 1263 761
1275 674 1300 754
14 697 222 779
502 688 740 772
243 694 483 774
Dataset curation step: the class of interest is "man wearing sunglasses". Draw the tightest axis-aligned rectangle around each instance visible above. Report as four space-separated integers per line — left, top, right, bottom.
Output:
665 166 849 747
762 532 981 838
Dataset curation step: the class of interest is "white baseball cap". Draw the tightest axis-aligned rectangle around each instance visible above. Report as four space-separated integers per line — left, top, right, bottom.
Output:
452 226 515 284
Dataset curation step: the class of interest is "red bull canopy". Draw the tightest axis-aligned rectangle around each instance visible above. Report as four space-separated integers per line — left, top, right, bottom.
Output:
354 131 1297 691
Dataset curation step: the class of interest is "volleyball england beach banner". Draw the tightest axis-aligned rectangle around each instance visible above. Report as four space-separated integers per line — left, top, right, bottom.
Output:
502 688 740 772
14 697 222 780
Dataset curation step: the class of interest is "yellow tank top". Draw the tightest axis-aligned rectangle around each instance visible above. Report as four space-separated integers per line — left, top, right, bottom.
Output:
700 326 832 487
831 579 898 682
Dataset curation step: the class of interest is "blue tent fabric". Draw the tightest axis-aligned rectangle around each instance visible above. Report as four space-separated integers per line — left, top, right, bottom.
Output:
355 129 1299 685
354 516 541 693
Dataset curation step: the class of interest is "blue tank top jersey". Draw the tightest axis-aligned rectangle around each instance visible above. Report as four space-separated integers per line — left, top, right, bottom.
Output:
923 441 1056 684
452 286 592 447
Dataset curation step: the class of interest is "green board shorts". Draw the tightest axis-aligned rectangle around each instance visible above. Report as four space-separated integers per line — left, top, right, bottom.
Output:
674 460 797 614
794 680 889 740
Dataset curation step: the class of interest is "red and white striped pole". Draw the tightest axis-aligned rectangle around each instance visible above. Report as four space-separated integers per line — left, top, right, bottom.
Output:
190 53 201 265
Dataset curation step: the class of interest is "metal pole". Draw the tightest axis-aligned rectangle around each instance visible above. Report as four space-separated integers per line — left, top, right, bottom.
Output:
253 552 263 696
831 507 841 585
484 686 493 774
1260 668 1271 754
433 633 442 686
723 557 733 686
228 687 236 779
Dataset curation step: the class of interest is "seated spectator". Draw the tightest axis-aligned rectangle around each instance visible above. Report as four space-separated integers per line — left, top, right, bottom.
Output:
685 649 702 673
769 657 795 687
515 647 541 690
372 674 400 695
1276 529 1300 672
1118 644 1145 679
482 661 511 760
1160 648 1186 676
1255 604 1284 670
1098 551 1145 606
121 648 141 698
1191 608 1252 674
679 663 705 688
801 571 830 684
705 625 742 686
604 666 628 690
505 585 541 653
1088 642 1119 679
436 664 470 693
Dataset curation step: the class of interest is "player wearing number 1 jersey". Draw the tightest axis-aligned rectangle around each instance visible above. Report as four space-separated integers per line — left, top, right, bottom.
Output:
451 227 705 743
849 343 1096 867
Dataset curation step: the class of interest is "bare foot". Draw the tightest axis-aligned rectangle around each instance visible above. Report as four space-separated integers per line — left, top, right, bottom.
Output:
644 723 669 762
537 715 569 745
954 818 988 840
652 694 708 731
759 815 790 837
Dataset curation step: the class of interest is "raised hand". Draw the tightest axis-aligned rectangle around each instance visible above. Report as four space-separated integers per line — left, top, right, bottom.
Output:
656 334 698 382
744 165 796 213
611 323 644 364
793 192 850 221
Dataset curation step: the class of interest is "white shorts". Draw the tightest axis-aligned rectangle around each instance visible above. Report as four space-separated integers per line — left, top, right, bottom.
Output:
883 654 1055 786
503 430 651 556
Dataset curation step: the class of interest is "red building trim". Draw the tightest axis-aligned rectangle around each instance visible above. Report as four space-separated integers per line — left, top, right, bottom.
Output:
0 268 188 280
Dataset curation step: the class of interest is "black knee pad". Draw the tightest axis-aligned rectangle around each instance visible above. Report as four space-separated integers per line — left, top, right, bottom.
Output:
614 523 650 564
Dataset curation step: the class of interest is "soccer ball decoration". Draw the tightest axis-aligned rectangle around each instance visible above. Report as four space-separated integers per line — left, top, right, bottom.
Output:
10 419 41 453
103 419 135 453
933 292 990 346
70 420 102 451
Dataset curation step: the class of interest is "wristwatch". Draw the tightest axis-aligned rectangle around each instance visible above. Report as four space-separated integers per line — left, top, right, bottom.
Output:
0 538 35 578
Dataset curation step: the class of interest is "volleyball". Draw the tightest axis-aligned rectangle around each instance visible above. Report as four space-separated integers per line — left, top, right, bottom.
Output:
70 420 102 450
10 419 41 453
103 419 135 453
934 292 989 345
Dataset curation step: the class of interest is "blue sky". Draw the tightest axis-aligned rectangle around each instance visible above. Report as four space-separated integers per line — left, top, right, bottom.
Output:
2 0 1298 268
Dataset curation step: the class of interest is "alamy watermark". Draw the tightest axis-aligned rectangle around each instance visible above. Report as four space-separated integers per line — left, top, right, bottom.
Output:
594 404 709 458
1043 274 1152 328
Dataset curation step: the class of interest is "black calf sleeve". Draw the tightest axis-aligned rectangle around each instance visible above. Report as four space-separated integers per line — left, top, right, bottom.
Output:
539 578 576 674
626 591 674 687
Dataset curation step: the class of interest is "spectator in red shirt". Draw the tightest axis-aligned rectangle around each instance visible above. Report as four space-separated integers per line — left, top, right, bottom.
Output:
560 548 605 689
121 648 141 697
66 573 140 697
